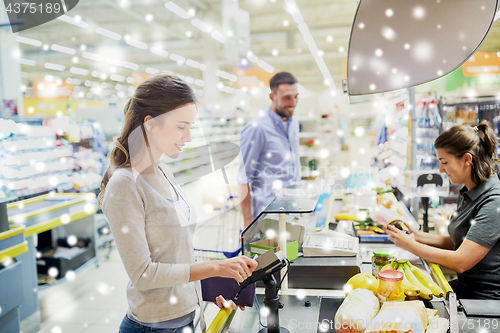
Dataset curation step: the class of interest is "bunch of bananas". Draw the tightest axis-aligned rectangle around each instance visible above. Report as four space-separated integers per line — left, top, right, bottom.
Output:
380 259 444 300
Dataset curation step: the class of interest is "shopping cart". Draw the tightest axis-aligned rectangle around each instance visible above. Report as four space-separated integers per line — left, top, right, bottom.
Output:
193 195 242 261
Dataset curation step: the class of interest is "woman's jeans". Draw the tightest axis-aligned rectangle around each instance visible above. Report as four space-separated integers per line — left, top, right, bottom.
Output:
119 314 195 333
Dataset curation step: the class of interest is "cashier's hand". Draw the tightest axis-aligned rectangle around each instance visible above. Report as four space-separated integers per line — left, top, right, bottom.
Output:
387 225 417 251
216 295 245 311
217 256 258 283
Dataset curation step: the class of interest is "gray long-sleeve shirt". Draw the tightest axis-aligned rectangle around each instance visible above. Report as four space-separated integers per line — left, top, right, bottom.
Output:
102 167 204 323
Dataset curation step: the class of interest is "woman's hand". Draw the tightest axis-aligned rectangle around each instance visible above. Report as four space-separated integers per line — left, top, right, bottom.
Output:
216 256 258 283
387 224 417 252
216 295 245 311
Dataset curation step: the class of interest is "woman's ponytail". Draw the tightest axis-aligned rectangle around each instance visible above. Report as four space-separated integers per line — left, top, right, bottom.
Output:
477 120 499 162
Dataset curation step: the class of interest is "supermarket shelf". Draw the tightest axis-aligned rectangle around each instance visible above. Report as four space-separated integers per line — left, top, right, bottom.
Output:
298 132 319 138
299 151 317 158
396 185 449 199
295 116 318 122
300 170 320 177
3 169 74 182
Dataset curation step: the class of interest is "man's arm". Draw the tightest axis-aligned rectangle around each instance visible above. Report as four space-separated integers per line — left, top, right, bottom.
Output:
237 123 265 228
239 183 252 228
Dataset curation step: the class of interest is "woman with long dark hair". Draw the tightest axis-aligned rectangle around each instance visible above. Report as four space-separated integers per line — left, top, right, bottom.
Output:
99 74 257 332
388 120 500 299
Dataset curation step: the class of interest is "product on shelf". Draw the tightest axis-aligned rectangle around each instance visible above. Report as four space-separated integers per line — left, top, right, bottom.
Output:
0 118 106 199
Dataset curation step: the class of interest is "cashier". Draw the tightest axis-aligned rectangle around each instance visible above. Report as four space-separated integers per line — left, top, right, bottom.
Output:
388 120 500 300
98 74 257 333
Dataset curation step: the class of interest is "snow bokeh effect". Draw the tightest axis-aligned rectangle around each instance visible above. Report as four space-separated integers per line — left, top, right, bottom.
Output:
347 0 497 95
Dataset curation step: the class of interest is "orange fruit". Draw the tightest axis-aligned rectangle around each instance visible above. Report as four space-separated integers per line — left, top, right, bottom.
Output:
344 273 379 296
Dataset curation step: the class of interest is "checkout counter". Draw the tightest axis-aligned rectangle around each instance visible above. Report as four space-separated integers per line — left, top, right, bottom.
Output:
0 193 97 333
223 184 500 333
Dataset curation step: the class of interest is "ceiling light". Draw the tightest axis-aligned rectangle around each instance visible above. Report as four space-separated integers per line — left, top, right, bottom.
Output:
80 44 86 51
191 19 212 33
69 78 81 85
211 31 226 43
96 27 122 40
318 50 324 57
169 53 185 63
19 58 36 66
272 49 279 56
146 67 159 74
257 59 274 73
16 36 42 47
283 20 289 27
247 51 259 63
150 47 169 57
42 44 49 51
51 44 76 55
290 7 303 23
110 74 125 82
123 61 139 70
298 22 309 35
327 35 333 43
82 52 103 62
72 57 79 63
125 37 148 50
185 30 192 38
100 73 107 80
56 15 88 28
145 14 153 22
70 67 89 75
338 46 345 52
188 8 196 17
186 59 200 68
45 62 65 71
165 1 190 19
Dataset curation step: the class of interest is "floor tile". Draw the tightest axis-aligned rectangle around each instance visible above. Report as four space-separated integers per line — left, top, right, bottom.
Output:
94 310 125 327
38 322 87 333
44 308 105 325
81 324 120 333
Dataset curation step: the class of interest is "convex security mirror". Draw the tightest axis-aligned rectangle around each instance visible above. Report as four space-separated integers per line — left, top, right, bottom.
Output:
345 0 498 96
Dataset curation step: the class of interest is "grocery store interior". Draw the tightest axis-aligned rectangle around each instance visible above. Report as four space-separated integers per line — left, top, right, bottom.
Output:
1 0 500 332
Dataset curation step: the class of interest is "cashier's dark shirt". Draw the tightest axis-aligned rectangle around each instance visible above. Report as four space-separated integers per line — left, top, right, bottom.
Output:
448 174 500 300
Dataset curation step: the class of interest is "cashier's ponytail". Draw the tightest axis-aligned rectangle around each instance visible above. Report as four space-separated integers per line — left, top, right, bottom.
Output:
98 74 196 208
434 120 499 184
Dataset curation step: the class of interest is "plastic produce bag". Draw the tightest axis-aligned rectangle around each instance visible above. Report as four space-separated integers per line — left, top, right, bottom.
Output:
364 300 428 333
334 288 380 333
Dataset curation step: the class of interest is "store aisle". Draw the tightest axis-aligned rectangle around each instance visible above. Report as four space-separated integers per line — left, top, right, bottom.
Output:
37 249 129 333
